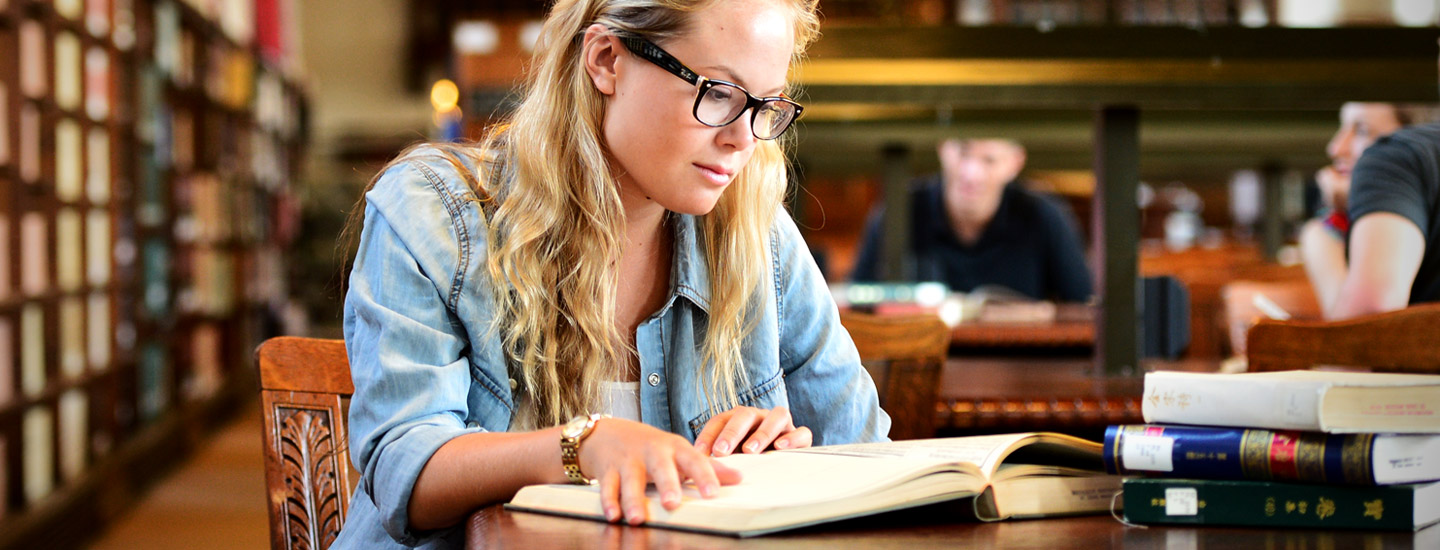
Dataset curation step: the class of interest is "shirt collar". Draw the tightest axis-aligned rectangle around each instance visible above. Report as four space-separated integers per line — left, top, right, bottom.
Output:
667 213 712 314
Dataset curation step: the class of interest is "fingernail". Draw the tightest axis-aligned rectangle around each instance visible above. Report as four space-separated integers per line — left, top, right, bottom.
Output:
713 441 729 455
627 508 644 523
775 439 789 450
701 483 716 498
663 491 679 505
605 506 618 521
745 442 759 453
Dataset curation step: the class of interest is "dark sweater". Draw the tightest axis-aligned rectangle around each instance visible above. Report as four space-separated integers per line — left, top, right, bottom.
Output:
851 177 1093 302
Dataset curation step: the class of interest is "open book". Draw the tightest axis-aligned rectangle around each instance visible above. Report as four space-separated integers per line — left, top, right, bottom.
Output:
506 432 1122 537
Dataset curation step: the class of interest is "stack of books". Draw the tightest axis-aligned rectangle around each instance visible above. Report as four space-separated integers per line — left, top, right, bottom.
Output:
1106 370 1440 531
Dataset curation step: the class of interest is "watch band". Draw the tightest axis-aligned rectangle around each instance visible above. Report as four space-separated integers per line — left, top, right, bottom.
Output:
560 413 605 484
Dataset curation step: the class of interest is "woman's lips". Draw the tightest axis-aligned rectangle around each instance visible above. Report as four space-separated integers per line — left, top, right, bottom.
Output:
695 163 733 186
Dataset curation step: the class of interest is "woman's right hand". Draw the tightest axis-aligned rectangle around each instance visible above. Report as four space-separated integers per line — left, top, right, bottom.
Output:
575 418 742 525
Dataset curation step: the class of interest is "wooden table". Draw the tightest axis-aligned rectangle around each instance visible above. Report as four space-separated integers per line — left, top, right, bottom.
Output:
466 503 1436 549
935 357 1218 435
948 303 1096 350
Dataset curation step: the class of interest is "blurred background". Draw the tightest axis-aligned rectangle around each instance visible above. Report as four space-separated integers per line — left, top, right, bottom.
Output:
1 0 1438 548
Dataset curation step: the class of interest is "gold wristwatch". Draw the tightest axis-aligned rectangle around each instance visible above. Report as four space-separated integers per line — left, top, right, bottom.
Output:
560 413 606 485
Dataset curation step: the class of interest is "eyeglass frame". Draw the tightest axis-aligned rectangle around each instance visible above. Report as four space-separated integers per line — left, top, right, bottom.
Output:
615 32 803 140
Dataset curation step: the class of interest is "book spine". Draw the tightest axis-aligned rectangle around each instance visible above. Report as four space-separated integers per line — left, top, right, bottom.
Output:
1103 425 1380 485
1141 373 1324 431
1122 478 1420 530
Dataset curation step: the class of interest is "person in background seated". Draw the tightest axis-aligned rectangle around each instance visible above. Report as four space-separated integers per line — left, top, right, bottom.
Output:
1299 103 1439 318
850 138 1093 302
1329 120 1440 319
1300 103 1405 316
336 0 888 547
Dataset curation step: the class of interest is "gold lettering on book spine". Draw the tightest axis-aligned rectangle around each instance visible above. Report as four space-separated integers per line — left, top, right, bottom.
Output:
1240 429 1274 479
1340 434 1375 485
1316 497 1335 520
1363 499 1384 520
1294 432 1328 483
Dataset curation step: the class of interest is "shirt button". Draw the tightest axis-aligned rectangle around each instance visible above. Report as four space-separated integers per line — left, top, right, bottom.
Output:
647 373 661 387
508 378 518 390
466 421 480 429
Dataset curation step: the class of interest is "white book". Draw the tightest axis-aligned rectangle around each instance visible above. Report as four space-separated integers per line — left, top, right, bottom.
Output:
86 209 111 286
1143 370 1440 433
24 405 53 503
59 297 85 378
59 389 88 481
87 128 111 202
20 305 44 397
56 208 82 292
20 20 47 99
88 292 111 371
55 119 83 202
20 213 48 296
54 32 83 111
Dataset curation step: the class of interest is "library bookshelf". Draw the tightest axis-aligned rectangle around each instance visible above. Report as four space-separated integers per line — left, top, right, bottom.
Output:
0 1 304 548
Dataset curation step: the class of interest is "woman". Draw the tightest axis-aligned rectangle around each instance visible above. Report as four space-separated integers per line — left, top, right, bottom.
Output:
335 0 889 547
1300 103 1435 317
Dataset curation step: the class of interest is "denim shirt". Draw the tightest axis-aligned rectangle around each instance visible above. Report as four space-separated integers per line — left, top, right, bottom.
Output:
334 149 890 548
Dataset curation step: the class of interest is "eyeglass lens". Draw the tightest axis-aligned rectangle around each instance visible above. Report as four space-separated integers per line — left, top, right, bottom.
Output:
696 82 797 140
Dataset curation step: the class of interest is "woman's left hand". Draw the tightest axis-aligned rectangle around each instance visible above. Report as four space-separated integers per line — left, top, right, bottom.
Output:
693 406 812 457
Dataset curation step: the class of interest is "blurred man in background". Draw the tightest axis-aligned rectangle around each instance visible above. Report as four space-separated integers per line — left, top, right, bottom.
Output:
851 138 1092 302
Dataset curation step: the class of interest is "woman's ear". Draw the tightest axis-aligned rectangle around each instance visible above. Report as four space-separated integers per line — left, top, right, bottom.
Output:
582 24 619 96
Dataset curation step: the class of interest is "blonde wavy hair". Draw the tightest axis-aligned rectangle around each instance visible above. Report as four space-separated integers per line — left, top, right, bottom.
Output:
346 0 821 429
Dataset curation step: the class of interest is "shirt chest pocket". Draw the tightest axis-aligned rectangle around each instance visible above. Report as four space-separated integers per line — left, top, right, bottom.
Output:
684 368 787 439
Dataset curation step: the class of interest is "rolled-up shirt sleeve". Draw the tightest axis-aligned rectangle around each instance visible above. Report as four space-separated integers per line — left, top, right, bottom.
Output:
343 160 490 545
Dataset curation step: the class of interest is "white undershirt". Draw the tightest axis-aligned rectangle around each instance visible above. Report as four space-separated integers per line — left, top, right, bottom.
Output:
601 380 641 422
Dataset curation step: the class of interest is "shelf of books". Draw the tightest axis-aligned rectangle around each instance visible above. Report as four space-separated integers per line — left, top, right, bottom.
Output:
0 1 304 547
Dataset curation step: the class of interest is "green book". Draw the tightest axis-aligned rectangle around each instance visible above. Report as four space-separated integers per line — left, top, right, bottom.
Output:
1123 478 1440 531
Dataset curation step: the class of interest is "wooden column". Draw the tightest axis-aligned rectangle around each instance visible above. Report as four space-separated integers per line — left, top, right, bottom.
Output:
881 143 912 281
1261 162 1286 262
1093 106 1140 377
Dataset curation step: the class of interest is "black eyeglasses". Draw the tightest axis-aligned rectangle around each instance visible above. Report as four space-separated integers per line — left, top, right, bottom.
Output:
618 34 802 140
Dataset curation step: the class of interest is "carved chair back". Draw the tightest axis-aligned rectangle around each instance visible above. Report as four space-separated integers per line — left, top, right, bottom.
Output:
257 337 354 550
839 311 952 440
1245 302 1440 374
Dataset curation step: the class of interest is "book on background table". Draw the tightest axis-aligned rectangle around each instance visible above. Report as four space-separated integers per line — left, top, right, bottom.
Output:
1104 424 1440 486
1142 370 1440 433
1122 477 1440 531
506 432 1122 537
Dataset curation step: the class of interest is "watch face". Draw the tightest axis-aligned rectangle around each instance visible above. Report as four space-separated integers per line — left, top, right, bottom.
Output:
562 416 589 439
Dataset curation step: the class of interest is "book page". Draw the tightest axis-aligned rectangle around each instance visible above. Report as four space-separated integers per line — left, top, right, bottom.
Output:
788 433 1033 475
541 451 977 510
703 452 975 508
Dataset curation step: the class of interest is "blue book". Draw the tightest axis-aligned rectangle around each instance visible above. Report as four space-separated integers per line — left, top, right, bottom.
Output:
1104 424 1440 486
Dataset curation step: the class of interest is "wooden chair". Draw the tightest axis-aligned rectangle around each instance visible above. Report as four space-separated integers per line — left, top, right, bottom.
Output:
1221 278 1321 357
1245 302 1440 373
839 311 952 440
257 337 354 550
